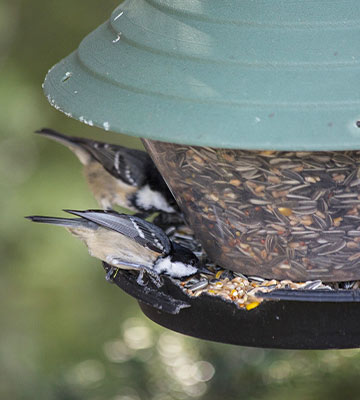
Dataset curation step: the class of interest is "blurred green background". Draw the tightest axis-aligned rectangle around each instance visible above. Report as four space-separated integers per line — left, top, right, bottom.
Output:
2 1 360 399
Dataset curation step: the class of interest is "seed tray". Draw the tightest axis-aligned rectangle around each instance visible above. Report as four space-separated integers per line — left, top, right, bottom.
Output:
164 224 357 309
104 263 360 349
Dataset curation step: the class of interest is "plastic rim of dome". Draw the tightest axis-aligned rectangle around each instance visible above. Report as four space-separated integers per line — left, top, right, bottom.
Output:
43 0 360 150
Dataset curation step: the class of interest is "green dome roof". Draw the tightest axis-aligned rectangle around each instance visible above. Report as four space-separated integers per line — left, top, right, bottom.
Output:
44 0 360 150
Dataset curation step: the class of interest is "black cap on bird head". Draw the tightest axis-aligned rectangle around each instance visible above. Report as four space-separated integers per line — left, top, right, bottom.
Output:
170 242 199 267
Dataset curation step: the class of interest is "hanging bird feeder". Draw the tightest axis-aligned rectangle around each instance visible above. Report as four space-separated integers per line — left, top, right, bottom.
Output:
43 0 360 349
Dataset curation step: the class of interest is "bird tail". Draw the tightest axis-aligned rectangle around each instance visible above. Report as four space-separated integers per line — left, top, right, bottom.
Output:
25 215 91 228
35 128 79 146
34 128 91 165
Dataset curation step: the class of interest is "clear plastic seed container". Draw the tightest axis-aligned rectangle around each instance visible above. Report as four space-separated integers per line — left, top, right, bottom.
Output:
144 139 360 282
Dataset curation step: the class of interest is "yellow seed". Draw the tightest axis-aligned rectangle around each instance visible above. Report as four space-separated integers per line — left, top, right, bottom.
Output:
224 191 237 199
246 302 261 310
301 216 313 226
208 290 216 294
215 270 224 279
219 200 226 208
332 174 345 183
210 194 219 201
230 179 241 186
271 224 286 232
255 185 265 193
226 283 236 290
268 176 281 184
293 166 304 172
279 262 291 270
259 151 275 157
347 241 358 249
273 190 288 198
348 252 360 261
316 211 326 218
222 153 235 162
231 289 238 297
334 217 343 226
193 154 204 164
278 207 293 216
266 280 278 286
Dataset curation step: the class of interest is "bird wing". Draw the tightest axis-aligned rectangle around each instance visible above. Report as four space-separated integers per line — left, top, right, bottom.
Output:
64 210 171 255
81 141 152 187
36 128 151 187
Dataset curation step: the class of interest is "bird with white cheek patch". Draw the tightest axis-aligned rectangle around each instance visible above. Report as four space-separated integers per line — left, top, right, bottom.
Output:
35 128 178 216
26 210 202 286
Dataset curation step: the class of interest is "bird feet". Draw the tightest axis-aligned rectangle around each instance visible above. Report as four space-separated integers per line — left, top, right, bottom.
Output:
105 266 118 282
106 257 163 288
136 268 163 288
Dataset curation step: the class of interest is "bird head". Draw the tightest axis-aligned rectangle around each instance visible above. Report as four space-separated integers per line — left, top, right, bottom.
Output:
170 242 199 267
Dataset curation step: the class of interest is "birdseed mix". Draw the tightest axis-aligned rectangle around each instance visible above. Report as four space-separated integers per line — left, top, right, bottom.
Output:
144 140 360 282
167 224 359 310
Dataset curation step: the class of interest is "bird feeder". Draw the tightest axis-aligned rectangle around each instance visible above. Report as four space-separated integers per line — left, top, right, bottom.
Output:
43 0 360 349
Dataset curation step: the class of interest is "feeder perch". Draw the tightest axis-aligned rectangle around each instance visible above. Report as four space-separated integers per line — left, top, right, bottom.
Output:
43 0 360 349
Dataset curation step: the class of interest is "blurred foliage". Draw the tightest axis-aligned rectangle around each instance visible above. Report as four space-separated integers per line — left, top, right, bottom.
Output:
2 1 360 399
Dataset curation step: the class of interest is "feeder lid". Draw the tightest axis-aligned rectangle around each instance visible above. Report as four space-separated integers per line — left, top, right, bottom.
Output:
44 0 360 150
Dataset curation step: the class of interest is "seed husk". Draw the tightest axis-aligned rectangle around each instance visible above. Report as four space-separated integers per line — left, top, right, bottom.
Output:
187 280 209 291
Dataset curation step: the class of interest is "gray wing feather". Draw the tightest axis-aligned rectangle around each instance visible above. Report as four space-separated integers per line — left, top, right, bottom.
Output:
64 210 171 254
82 142 151 187
36 129 150 187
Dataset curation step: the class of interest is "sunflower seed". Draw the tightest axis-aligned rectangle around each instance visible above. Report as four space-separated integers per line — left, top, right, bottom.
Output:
315 240 346 256
248 276 265 283
187 280 209 291
348 231 360 237
312 214 329 230
302 280 323 290
265 235 278 253
350 178 360 187
249 198 272 205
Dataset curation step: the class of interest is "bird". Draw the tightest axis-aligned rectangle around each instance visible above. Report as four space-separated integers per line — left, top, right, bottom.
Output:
35 128 178 216
26 209 202 286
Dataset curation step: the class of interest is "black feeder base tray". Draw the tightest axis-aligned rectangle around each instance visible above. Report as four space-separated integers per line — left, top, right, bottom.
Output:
103 263 360 350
